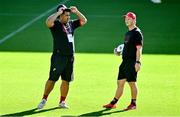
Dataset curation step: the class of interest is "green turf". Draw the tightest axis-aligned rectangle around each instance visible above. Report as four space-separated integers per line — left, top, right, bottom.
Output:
0 52 180 116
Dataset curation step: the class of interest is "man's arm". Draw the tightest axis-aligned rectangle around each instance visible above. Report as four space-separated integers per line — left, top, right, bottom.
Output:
135 45 142 72
136 45 142 62
46 8 64 28
70 6 87 26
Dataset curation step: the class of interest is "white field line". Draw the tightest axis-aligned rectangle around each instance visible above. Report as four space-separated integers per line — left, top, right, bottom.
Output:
0 14 119 18
0 0 70 44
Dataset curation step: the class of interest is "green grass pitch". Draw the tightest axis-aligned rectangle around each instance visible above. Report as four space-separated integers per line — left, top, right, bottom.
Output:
0 53 180 116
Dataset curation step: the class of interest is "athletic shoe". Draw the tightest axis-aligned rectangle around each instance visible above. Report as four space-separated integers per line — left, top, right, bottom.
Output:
103 103 116 109
59 101 69 109
37 99 46 109
124 104 136 110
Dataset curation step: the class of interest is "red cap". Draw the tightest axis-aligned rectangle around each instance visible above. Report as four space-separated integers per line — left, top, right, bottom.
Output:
124 12 136 20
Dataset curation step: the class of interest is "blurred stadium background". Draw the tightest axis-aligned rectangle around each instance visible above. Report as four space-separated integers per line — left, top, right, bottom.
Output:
0 0 180 54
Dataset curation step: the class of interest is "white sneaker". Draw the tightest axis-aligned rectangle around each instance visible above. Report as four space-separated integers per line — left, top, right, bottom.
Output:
59 101 69 109
37 99 46 109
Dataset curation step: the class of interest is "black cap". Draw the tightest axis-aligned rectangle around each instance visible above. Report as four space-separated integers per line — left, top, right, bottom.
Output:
56 4 71 12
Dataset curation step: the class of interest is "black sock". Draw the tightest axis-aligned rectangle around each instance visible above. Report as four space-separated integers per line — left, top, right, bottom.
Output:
131 99 136 106
110 98 118 105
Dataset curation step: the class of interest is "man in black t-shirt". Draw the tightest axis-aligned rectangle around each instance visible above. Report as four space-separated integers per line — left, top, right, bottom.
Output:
37 4 87 109
103 12 143 110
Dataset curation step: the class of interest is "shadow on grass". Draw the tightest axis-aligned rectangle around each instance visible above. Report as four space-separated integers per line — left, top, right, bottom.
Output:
61 108 127 117
0 107 59 116
78 108 127 116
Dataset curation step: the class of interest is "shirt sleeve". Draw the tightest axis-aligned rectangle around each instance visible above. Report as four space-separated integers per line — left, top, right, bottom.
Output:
50 20 59 29
135 31 143 46
72 19 81 30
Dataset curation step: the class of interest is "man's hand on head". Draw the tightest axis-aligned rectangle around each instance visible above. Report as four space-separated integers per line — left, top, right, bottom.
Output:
69 6 78 13
57 7 64 15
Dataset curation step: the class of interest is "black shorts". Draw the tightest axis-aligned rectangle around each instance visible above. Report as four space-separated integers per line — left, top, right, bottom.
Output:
48 54 74 82
117 60 137 82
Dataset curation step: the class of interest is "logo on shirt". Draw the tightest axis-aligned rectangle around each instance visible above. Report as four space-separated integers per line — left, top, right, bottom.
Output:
53 68 56 71
125 35 130 44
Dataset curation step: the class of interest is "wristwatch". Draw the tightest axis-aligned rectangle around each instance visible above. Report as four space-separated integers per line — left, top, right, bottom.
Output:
136 61 141 65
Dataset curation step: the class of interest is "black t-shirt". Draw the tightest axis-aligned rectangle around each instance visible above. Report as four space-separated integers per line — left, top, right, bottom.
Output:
50 19 81 55
122 27 143 60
